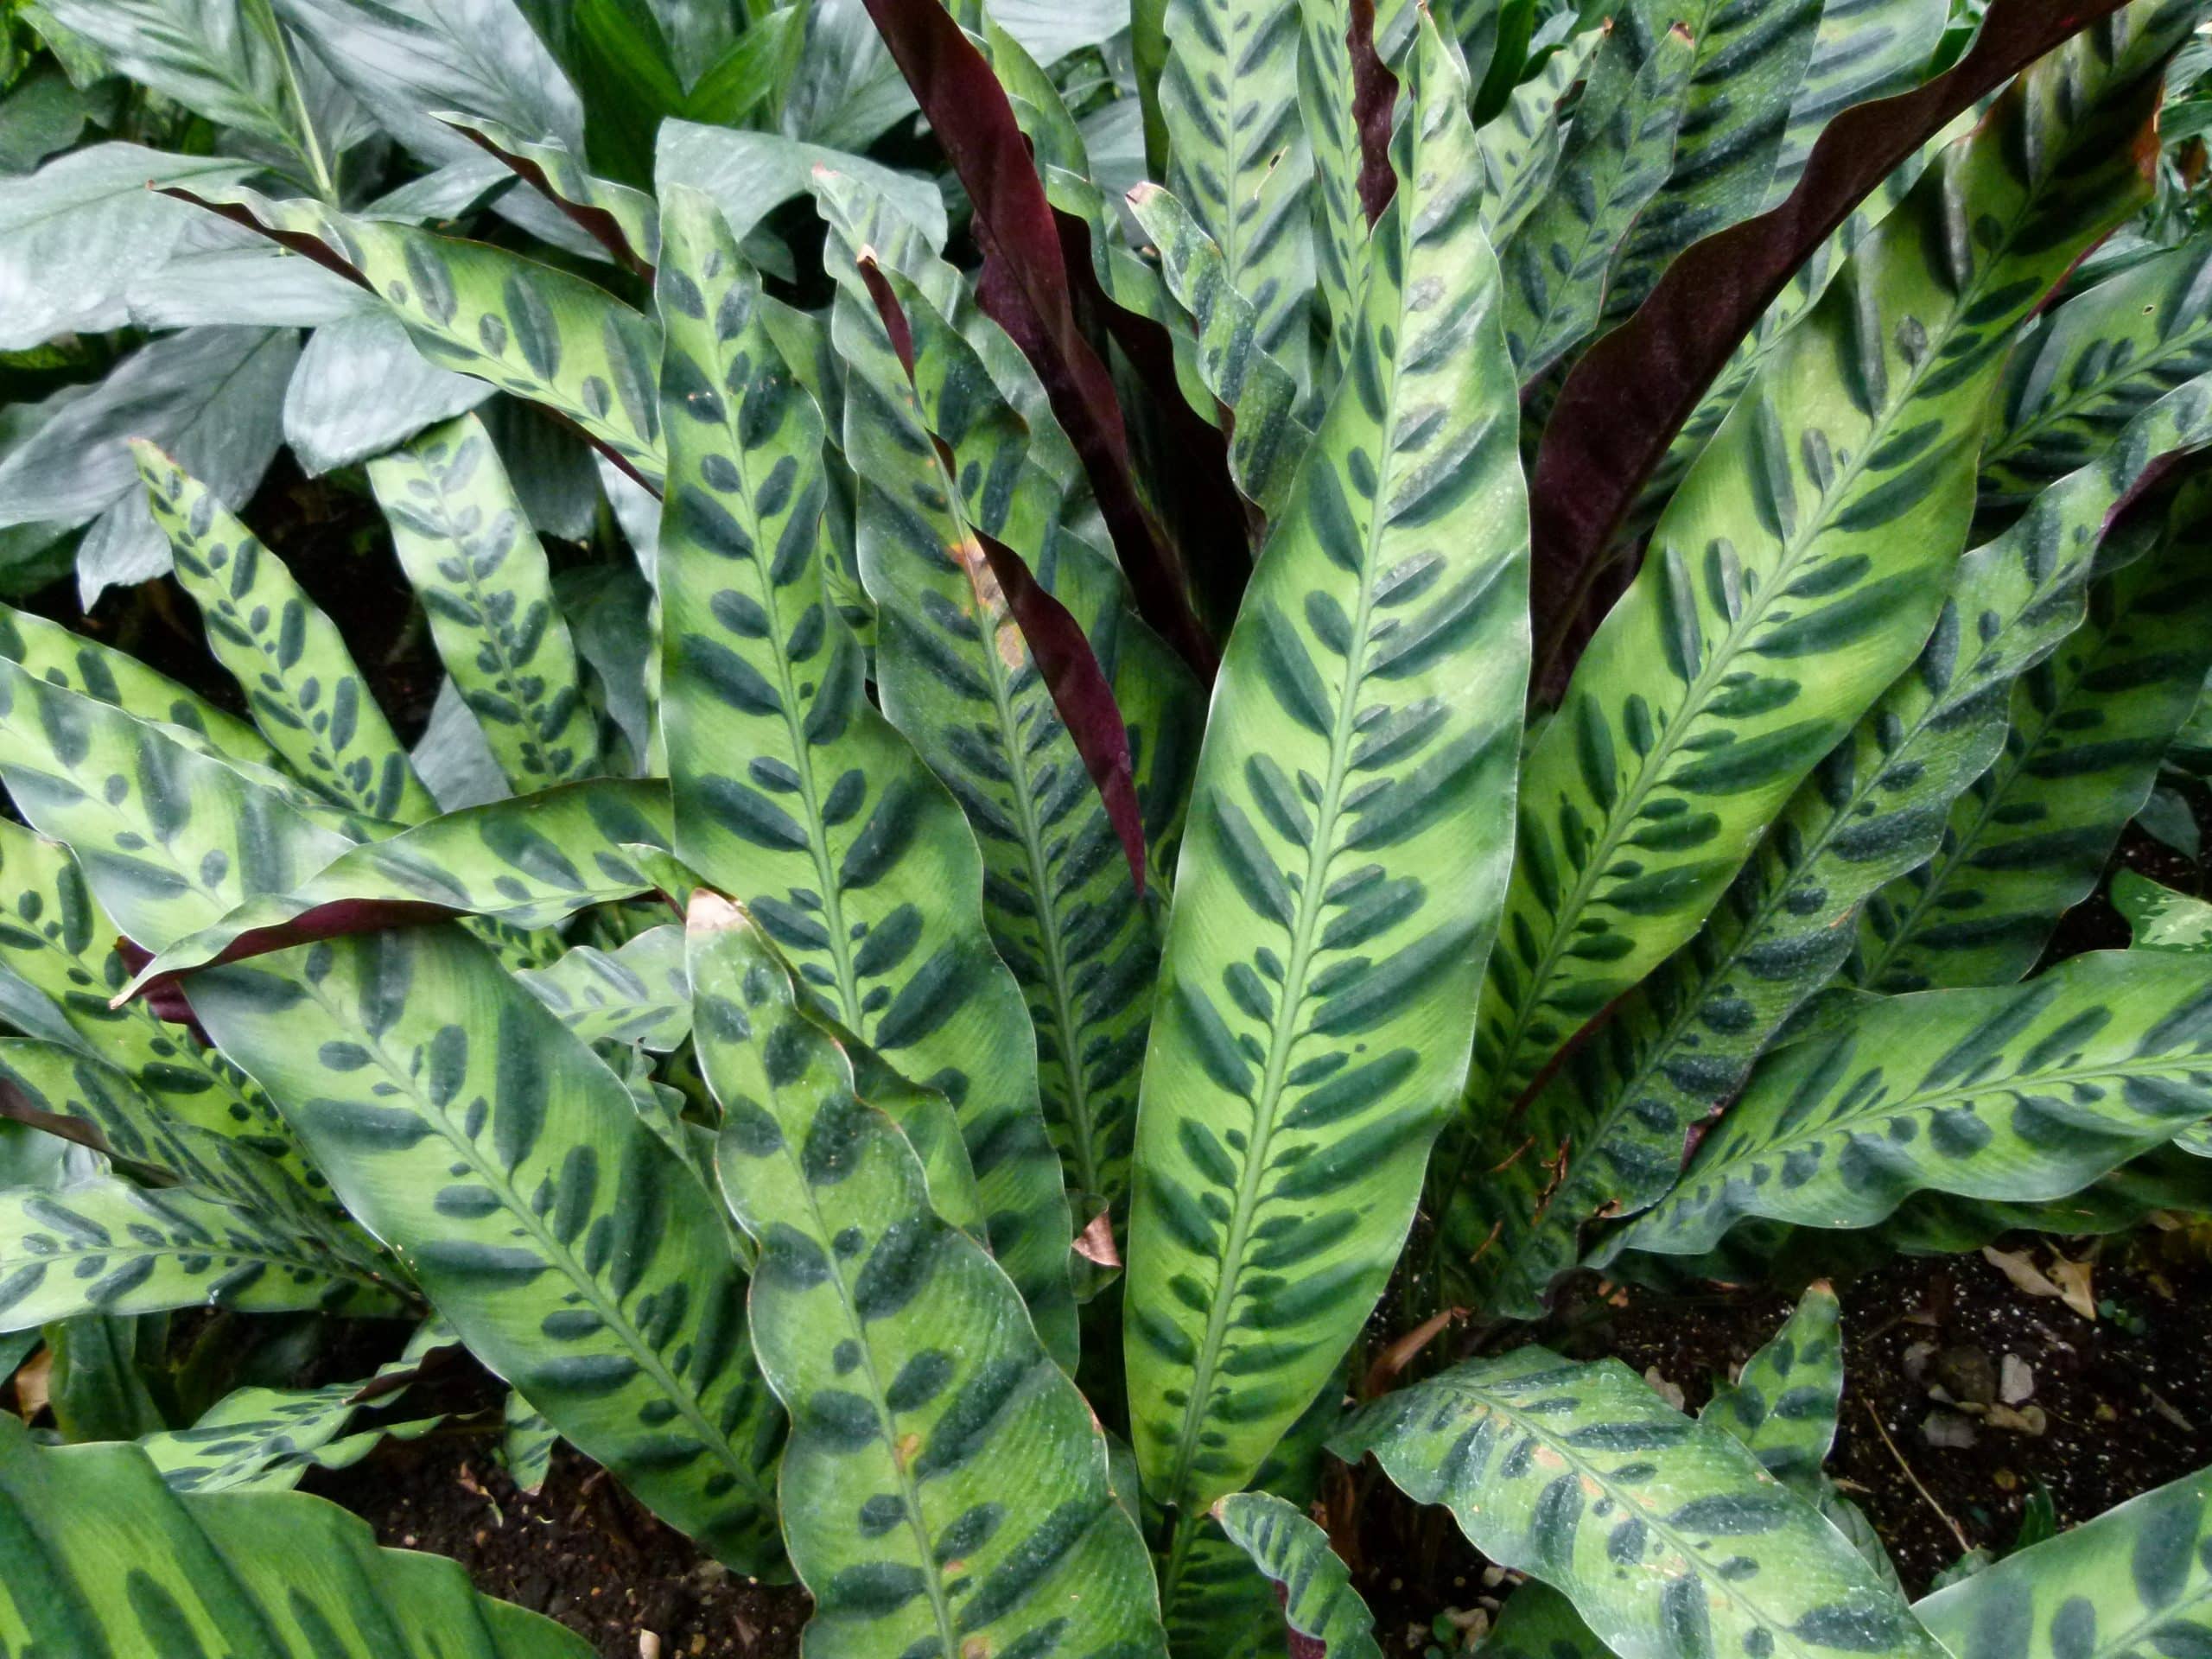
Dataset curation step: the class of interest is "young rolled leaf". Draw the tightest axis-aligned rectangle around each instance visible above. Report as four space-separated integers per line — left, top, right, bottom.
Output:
1461 22 2167 1131
166 184 666 489
820 218 1163 1243
1981 238 2212 514
135 443 438 826
187 924 786 1573
0 1175 408 1328
1855 492 2212 990
1452 372 2212 1311
1914 1462 2212 1659
1700 1281 1842 1491
0 659 353 954
1599 0 1821 325
1212 1491 1384 1659
369 414 603 791
1123 16 1529 1512
1625 950 2212 1257
653 187 1077 1363
1127 183 1311 518
1157 0 1315 397
122 779 672 996
688 896 1167 1657
1334 1346 1937 1659
0 1411 592 1656
1501 16 1695 382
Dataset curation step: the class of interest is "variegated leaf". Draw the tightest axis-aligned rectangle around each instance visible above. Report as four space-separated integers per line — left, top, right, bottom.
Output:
1456 372 2212 1313
370 413 603 791
1700 1281 1842 1491
1124 16 1529 1512
188 924 786 1573
1335 1346 1937 1659
1764 0 1949 205
134 444 436 826
653 186 1077 1363
689 896 1167 1656
1213 1491 1383 1659
1626 950 2212 1256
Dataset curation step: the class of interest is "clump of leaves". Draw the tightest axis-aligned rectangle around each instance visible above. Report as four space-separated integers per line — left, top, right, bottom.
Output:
1 0 2211 1654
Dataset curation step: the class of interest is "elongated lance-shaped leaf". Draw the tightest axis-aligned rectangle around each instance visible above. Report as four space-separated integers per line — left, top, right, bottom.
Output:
166 183 666 490
518 924 691 1051
122 779 671 997
1336 1346 1936 1659
1128 183 1312 518
1212 1492 1383 1659
1855 490 2212 991
0 660 353 954
1700 1281 1841 1491
1981 237 2212 516
134 445 437 826
1502 16 1695 383
1159 0 1315 400
0 1039 394 1281
0 602 274 773
1123 16 1529 1513
440 112 660 277
1451 372 2212 1312
687 895 1168 1657
187 924 786 1572
1915 1462 2212 1659
0 1175 409 1329
2115 869 2212 953
0 1410 591 1656
1484 1582 1614 1659
653 188 1077 1363
1764 0 1948 207
1296 0 1394 360
369 414 602 791
820 238 1163 1247
1624 950 2212 1257
1599 0 1821 325
1460 29 2165 1135
1474 28 1603 251
0 818 307 1183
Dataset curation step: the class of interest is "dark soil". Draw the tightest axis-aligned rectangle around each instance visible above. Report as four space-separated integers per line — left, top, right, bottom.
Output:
1349 1236 2212 1651
312 1431 809 1659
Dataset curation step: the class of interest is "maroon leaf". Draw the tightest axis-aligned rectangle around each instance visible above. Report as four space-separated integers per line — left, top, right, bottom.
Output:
860 0 1218 680
118 899 463 1006
856 256 1151 893
1350 0 1398 228
1525 0 2134 696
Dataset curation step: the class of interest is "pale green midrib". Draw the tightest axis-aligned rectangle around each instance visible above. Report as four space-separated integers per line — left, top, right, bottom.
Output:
1516 536 2081 1240
1986 318 2212 469
1162 296 1405 1509
411 466 573 783
1705 1052 2212 1179
1853 609 2101 983
695 386 865 1028
1434 1381 1909 1659
760 1111 962 1653
306 970 769 1507
2012 1559 2212 1659
1483 172 2045 1117
928 457 1109 1201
